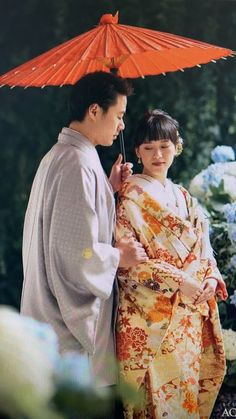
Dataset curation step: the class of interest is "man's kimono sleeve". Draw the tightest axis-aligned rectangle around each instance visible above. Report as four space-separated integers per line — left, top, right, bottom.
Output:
46 163 120 301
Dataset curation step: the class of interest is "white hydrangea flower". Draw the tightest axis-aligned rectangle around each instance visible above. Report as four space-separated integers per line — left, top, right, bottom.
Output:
189 161 236 203
222 328 236 361
0 307 62 419
223 175 236 201
223 161 236 176
189 171 206 200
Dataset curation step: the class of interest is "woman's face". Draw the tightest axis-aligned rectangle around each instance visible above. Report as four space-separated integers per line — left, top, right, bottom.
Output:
136 139 176 180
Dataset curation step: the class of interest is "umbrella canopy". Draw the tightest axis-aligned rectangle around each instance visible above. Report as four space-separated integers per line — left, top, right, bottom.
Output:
0 12 234 88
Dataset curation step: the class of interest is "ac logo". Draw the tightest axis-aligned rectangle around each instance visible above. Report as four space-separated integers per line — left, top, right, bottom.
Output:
222 408 236 417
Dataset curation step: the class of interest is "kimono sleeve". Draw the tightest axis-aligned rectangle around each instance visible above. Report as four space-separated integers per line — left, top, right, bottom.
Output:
47 163 120 301
116 201 189 298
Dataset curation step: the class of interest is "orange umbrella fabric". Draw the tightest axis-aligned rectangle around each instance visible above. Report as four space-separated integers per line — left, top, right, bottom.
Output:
0 12 234 87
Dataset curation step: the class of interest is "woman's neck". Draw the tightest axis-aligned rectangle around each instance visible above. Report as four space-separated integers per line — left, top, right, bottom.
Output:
142 169 167 186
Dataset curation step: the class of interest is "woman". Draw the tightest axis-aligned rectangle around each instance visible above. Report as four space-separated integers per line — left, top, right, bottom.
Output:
116 110 228 419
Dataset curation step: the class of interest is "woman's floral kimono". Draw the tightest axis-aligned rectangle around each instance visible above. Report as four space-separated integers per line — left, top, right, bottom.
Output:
116 175 228 419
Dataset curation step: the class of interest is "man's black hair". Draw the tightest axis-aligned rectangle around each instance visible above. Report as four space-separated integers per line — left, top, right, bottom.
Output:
68 71 133 123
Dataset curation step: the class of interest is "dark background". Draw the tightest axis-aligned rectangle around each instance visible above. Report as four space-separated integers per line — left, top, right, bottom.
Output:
0 0 235 308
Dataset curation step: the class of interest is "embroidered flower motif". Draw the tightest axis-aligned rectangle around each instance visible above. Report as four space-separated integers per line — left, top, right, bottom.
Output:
130 327 148 353
155 248 176 266
147 295 172 324
138 271 151 281
127 306 136 315
182 391 198 413
116 331 132 361
143 279 160 291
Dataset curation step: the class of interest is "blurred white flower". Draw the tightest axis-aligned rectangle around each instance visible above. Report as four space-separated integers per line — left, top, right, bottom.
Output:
189 161 236 203
0 306 62 419
222 328 236 361
55 352 92 389
223 175 236 201
189 171 206 200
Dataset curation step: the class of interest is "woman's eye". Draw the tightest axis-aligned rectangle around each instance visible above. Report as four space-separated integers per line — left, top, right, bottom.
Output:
144 147 153 151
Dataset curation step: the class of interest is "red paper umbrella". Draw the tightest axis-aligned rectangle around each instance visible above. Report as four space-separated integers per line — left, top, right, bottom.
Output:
0 12 234 88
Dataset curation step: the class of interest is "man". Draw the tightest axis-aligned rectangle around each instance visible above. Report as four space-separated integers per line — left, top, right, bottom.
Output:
21 71 147 387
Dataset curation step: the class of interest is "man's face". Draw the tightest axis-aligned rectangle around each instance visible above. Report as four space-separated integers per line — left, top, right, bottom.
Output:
93 94 127 147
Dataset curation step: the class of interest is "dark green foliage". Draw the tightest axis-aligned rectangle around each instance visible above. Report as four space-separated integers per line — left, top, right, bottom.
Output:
0 0 236 307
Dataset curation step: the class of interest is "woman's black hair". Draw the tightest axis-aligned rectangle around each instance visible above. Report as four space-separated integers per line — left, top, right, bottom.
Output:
133 109 179 147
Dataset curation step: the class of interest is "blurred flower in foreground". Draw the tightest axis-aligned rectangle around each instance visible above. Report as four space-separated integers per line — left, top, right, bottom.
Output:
211 145 235 163
0 306 140 419
0 306 63 419
55 352 92 389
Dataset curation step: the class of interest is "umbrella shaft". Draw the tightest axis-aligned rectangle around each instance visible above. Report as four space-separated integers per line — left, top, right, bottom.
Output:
119 131 126 163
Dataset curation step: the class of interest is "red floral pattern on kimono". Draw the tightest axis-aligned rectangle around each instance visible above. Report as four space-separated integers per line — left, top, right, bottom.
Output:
116 175 227 419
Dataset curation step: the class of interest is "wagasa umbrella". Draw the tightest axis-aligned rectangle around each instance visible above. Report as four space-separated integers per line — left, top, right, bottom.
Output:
0 12 234 88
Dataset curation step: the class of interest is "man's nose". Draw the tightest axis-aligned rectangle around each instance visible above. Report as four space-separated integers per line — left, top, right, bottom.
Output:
119 119 125 131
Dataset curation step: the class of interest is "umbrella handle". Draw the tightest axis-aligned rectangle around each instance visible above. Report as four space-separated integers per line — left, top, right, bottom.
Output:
119 131 126 163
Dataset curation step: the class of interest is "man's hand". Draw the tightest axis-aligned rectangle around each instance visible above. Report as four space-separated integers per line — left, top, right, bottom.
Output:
115 234 148 268
194 277 217 305
109 154 133 193
179 277 204 304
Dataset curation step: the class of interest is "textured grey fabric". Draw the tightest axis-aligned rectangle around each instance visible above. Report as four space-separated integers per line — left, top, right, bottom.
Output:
21 128 120 386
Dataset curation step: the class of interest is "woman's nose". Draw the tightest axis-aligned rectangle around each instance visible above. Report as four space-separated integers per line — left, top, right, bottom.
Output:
154 148 162 158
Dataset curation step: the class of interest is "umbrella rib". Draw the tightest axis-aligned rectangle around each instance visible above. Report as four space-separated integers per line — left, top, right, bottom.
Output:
127 55 145 77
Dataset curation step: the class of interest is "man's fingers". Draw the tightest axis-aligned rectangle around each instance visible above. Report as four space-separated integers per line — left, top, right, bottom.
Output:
114 153 123 166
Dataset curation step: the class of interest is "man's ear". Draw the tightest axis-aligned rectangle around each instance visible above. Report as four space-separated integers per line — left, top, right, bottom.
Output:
88 103 100 120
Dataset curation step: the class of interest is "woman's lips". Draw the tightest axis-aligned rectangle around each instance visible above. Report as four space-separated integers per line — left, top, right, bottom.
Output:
152 162 165 166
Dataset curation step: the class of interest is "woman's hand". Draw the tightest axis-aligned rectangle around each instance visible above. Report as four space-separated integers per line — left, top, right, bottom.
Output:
179 277 204 303
194 277 217 305
109 154 133 193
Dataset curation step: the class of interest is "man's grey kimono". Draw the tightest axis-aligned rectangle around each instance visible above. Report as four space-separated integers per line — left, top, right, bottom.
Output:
21 128 120 386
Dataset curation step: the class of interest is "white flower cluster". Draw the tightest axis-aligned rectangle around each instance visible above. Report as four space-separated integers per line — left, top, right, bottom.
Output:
189 158 236 205
222 328 236 361
0 306 93 419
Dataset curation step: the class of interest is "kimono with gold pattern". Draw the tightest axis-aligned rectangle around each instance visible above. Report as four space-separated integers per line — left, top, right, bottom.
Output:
116 174 228 419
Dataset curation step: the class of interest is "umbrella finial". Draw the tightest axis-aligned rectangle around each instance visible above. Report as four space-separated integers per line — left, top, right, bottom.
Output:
99 12 119 25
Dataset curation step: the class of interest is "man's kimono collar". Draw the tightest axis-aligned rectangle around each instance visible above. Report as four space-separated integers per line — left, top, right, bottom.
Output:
58 127 99 159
